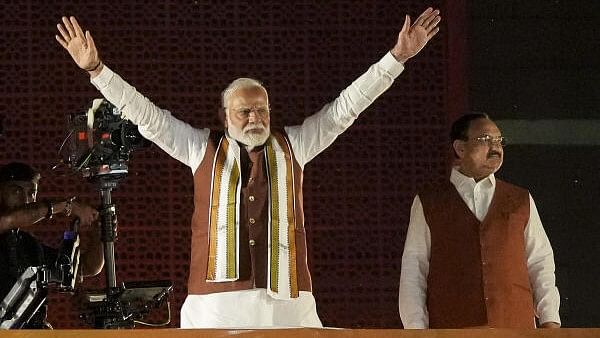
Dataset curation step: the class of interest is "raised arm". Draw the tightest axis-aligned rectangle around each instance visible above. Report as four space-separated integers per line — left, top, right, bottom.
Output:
285 8 441 167
56 16 209 171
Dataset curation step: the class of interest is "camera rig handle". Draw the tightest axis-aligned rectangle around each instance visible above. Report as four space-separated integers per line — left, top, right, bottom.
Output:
0 267 47 329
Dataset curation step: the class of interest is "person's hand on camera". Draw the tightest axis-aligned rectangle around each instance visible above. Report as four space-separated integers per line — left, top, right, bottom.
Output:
71 202 98 227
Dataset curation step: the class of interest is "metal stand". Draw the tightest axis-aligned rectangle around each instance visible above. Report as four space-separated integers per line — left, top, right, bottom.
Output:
81 173 172 329
87 174 130 329
98 177 120 289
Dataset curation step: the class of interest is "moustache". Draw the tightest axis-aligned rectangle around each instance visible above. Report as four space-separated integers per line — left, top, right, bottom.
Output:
244 124 265 133
487 150 502 159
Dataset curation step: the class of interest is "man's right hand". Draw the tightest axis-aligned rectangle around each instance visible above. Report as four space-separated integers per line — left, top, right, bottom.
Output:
390 8 441 63
56 16 103 77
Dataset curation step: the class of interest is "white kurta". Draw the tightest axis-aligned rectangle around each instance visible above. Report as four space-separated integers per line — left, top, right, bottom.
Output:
92 52 405 328
399 168 561 328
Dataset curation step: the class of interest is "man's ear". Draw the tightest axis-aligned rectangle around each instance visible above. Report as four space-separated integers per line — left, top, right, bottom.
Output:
452 139 465 159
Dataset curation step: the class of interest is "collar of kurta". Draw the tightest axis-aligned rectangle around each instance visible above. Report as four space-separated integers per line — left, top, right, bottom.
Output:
205 133 300 299
450 167 496 191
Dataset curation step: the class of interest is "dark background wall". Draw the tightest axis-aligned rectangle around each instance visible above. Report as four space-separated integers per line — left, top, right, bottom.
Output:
3 0 597 330
469 0 600 327
0 0 458 328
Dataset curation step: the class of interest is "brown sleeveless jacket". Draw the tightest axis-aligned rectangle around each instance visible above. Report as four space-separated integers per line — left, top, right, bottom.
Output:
420 179 535 328
187 130 312 294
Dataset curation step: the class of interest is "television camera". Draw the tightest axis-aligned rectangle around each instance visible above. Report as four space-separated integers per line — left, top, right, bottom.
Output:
2 99 172 329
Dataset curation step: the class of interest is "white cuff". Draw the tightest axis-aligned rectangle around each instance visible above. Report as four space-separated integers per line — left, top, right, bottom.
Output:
90 64 115 90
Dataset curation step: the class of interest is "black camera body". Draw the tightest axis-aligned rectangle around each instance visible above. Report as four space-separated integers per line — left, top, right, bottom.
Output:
66 99 149 178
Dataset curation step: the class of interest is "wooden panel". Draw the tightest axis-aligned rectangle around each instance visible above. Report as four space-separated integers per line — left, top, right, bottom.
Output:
0 328 598 338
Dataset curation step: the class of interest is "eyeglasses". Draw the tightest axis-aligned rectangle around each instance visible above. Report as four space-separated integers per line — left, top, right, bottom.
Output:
230 106 270 119
471 135 507 147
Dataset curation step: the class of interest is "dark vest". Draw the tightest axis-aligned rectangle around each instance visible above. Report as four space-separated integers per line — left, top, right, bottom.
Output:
420 179 535 328
187 130 312 294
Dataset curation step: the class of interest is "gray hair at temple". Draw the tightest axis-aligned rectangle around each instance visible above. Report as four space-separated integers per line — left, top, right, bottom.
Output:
221 77 267 110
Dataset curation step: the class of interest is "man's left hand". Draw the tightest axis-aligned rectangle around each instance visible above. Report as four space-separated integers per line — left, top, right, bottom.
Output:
391 7 441 63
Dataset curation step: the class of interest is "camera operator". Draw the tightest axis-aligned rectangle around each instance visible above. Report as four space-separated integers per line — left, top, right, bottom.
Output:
0 162 104 328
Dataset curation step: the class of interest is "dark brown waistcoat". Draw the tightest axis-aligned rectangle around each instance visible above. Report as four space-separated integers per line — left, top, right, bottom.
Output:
419 179 535 328
187 130 312 294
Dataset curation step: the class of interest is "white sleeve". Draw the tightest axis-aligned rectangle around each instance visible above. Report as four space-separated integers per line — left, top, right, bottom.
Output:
285 52 404 168
91 66 209 172
399 195 430 329
525 194 561 325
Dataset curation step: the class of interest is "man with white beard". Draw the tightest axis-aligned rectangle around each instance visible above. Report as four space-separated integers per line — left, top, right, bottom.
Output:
56 7 441 328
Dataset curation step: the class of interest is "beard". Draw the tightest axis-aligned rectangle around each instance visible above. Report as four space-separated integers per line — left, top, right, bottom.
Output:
227 122 270 150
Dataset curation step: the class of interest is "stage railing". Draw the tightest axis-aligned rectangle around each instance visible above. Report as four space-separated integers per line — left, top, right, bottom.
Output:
0 328 598 338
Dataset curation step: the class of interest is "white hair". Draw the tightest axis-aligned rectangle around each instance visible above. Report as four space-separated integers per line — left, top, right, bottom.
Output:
221 77 267 109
